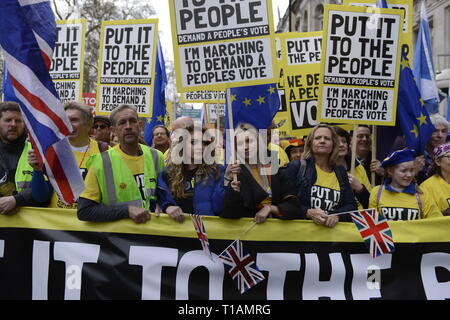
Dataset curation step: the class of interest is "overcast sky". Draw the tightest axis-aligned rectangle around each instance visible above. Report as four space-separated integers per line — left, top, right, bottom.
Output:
151 0 290 61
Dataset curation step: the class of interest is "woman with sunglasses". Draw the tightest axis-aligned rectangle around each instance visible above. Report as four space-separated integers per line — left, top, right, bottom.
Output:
420 143 450 215
221 122 300 224
369 148 442 220
156 127 229 222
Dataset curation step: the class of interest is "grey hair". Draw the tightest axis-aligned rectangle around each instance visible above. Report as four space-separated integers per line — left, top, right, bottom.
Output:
64 101 93 127
429 113 449 131
109 104 138 126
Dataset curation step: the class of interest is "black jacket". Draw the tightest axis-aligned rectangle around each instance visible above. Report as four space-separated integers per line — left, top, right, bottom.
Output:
221 164 300 219
283 158 357 221
0 132 40 206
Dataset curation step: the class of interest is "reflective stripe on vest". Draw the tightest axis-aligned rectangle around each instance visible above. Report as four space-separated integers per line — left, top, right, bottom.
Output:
15 142 33 192
98 145 159 209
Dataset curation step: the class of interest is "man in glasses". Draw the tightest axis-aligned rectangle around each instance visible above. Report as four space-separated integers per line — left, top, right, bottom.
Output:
92 115 112 146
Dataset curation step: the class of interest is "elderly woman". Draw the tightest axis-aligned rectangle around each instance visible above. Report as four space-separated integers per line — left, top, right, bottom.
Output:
284 124 357 227
369 148 442 220
420 143 450 215
221 122 300 223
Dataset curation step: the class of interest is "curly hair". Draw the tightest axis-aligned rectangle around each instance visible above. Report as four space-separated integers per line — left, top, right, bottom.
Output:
166 163 221 199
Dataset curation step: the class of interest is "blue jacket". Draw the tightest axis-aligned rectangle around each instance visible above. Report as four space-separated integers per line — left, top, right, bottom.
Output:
156 165 226 216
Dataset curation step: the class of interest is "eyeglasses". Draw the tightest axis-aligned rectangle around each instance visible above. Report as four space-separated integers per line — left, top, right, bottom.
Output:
93 124 107 130
153 132 168 137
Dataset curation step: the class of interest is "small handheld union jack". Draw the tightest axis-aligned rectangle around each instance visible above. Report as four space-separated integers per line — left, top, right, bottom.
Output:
350 209 395 258
190 214 213 259
219 239 265 294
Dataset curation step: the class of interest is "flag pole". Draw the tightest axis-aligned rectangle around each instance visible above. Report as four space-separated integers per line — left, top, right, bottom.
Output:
371 125 377 187
218 221 258 257
351 125 358 175
327 208 377 217
226 87 238 182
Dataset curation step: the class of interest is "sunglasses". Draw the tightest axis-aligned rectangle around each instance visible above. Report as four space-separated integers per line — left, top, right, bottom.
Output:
93 124 108 129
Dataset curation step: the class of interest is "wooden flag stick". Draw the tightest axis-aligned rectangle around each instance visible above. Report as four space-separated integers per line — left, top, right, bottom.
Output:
350 124 358 175
371 125 377 187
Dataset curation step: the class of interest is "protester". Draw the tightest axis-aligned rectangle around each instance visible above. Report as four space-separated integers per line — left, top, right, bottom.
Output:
369 148 442 220
77 104 164 223
282 138 304 162
267 122 289 167
355 125 383 185
92 115 112 145
29 101 108 209
165 116 195 163
0 102 43 214
157 127 227 222
418 113 450 183
284 124 357 227
334 126 371 209
221 122 300 223
151 125 171 154
420 143 450 215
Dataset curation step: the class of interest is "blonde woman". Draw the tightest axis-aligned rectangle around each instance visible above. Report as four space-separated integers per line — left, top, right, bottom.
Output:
284 124 357 228
156 127 230 222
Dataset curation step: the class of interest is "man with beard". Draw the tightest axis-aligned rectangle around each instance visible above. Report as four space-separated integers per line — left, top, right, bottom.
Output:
0 102 41 214
77 104 164 223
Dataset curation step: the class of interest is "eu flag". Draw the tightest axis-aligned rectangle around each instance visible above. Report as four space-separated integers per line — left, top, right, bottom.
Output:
225 83 280 129
397 52 435 155
143 38 167 146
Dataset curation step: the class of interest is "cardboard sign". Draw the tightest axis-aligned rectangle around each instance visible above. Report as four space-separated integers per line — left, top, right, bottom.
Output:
317 5 404 126
96 20 158 116
50 19 86 103
343 0 413 63
169 0 278 92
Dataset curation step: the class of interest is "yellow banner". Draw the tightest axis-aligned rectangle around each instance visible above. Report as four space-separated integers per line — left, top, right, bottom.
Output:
2 207 450 244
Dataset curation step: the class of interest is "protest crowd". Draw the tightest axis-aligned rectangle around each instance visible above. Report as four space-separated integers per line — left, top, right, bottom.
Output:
0 99 448 225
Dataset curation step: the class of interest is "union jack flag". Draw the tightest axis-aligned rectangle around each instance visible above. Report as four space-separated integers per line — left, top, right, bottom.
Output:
219 239 265 294
350 209 395 258
190 214 212 259
0 0 85 204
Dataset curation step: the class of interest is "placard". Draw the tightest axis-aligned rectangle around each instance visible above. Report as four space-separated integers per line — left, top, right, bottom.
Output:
96 20 158 116
180 90 226 103
50 19 86 103
169 0 278 92
343 0 413 63
317 5 404 125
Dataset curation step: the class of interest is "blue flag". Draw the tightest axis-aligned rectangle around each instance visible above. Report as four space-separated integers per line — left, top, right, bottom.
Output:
225 83 280 129
376 0 388 8
397 52 435 155
143 38 167 146
413 2 440 114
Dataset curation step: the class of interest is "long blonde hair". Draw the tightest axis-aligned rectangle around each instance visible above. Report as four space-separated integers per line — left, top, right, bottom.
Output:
302 124 340 167
166 127 220 199
167 163 221 199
